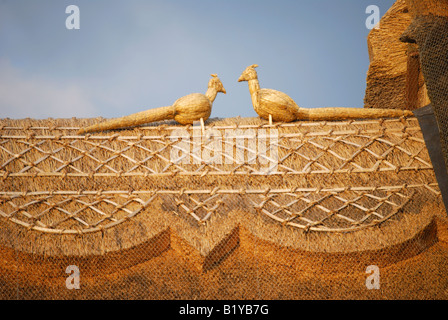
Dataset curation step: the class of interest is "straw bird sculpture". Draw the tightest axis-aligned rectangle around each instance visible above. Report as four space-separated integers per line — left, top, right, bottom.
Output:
78 74 226 134
238 64 413 124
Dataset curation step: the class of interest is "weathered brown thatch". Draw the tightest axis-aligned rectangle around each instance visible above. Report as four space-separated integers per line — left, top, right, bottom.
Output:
1 210 447 299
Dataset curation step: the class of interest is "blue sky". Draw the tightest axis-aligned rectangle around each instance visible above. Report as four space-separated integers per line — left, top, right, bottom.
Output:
0 0 396 119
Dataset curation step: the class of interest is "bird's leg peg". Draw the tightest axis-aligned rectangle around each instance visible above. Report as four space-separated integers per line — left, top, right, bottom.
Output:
200 117 205 135
269 114 273 126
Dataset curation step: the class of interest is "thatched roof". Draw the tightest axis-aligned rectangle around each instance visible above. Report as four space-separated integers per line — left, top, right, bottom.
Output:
4 1 448 297
1 115 447 299
0 116 443 258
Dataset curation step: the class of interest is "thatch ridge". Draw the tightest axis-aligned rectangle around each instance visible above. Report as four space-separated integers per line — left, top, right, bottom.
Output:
0 116 444 258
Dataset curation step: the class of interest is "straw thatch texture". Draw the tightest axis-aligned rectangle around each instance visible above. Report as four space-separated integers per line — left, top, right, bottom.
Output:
364 0 430 111
0 116 443 248
1 116 447 299
405 0 448 17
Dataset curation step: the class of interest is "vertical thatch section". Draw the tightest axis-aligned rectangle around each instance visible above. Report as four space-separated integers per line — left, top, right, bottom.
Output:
399 0 448 174
364 0 430 111
404 0 448 17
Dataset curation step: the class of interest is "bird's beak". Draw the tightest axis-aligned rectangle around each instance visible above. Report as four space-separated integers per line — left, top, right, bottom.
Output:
222 88 227 94
238 75 244 82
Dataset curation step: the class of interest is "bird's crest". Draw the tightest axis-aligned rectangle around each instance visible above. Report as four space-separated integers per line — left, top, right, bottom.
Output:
208 73 226 94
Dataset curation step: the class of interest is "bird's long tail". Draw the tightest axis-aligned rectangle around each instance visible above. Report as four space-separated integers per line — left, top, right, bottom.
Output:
77 106 175 134
297 107 414 121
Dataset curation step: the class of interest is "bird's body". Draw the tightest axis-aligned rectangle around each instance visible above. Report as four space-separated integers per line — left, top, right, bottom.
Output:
253 88 300 122
238 64 300 122
238 64 413 123
172 93 212 125
78 74 225 134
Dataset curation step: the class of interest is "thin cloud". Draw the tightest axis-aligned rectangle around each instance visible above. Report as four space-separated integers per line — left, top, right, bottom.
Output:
0 59 97 119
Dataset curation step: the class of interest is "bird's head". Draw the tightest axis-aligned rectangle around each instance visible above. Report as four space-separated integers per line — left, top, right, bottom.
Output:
208 74 226 94
238 64 259 82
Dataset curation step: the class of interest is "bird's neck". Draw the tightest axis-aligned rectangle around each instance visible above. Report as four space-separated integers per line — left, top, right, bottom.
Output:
248 79 260 97
248 79 260 109
205 87 218 103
